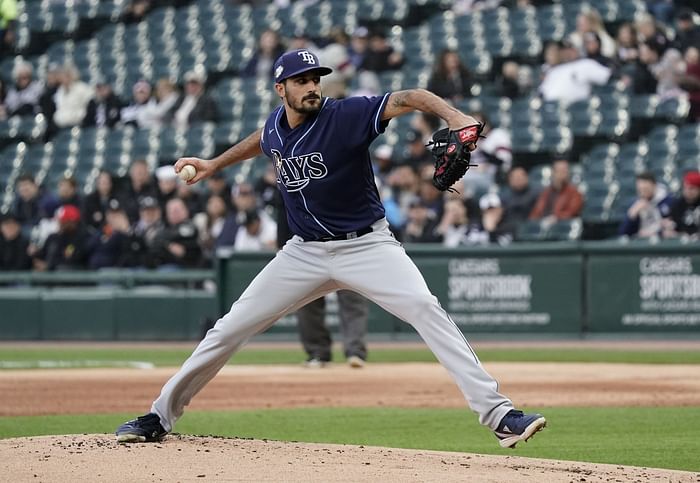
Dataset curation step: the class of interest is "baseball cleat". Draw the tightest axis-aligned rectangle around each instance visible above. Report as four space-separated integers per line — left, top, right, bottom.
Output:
494 409 546 448
347 355 365 368
115 413 168 443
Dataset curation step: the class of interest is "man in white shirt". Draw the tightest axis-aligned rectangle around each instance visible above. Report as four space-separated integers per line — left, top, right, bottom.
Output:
539 41 611 105
234 209 277 251
53 64 94 128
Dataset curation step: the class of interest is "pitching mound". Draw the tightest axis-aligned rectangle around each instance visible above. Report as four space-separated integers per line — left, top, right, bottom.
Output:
1 435 697 482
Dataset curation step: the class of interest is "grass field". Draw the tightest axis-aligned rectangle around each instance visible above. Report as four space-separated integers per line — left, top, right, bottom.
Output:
0 407 698 472
2 346 700 367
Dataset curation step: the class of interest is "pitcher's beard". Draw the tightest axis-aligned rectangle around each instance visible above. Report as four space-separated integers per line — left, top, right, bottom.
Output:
287 94 322 114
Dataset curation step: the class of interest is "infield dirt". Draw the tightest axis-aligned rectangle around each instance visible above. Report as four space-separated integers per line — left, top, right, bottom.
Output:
2 362 700 416
2 361 700 482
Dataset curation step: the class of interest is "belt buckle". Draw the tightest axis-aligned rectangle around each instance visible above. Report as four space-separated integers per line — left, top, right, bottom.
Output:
346 231 358 240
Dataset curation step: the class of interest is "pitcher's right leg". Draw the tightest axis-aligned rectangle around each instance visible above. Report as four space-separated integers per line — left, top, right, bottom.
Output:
150 240 333 432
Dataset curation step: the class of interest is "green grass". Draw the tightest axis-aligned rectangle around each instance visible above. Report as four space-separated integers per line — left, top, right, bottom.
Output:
1 347 700 368
0 407 698 472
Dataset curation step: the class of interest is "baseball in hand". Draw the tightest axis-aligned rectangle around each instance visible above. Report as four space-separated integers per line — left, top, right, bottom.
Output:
178 164 196 182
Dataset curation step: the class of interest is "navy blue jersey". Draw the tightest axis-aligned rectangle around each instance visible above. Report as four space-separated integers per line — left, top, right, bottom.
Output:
260 94 391 241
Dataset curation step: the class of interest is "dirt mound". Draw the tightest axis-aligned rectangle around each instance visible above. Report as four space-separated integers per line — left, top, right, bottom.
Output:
1 434 697 482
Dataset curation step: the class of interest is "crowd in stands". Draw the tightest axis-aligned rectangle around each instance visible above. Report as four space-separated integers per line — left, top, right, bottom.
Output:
1 1 700 272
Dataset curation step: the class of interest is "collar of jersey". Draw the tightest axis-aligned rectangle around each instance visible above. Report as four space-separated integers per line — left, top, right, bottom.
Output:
276 97 328 139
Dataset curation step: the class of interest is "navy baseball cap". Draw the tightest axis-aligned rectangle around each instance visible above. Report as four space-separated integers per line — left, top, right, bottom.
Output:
273 49 332 83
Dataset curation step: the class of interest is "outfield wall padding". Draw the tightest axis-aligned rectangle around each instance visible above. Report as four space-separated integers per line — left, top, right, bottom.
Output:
1 242 699 340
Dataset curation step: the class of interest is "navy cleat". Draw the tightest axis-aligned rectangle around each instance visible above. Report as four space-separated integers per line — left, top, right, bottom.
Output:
494 409 546 448
115 413 168 443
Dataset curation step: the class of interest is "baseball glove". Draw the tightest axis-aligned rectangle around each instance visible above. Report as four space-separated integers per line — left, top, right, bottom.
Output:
428 124 483 192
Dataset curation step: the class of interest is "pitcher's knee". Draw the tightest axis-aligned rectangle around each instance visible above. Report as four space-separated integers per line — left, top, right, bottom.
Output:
399 294 441 327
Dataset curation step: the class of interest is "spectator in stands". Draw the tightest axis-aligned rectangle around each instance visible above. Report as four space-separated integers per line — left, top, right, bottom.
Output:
194 194 237 259
402 197 441 243
234 208 277 251
155 165 178 211
171 69 218 129
619 171 673 238
0 212 31 270
539 40 611 104
417 165 445 220
673 9 700 53
33 204 91 271
5 62 43 117
626 40 658 94
175 181 204 219
662 171 700 238
82 78 123 128
39 63 62 132
529 159 583 224
348 27 369 71
479 192 507 244
231 181 257 216
120 159 158 222
149 198 202 268
361 31 403 73
242 29 285 79
436 198 488 246
0 0 17 55
466 112 512 197
583 31 614 67
56 176 82 210
372 144 394 187
87 200 145 269
396 128 432 167
640 39 685 99
83 170 119 229
615 22 639 65
120 80 152 127
204 171 233 211
427 49 472 101
635 13 668 46
137 78 180 129
11 174 49 232
495 166 539 239
680 46 700 121
496 61 520 99
134 196 164 249
254 164 279 215
567 9 616 58
319 27 353 99
349 70 381 98
53 64 94 129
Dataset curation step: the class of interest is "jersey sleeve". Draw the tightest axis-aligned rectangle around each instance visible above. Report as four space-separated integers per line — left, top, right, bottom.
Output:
336 93 392 145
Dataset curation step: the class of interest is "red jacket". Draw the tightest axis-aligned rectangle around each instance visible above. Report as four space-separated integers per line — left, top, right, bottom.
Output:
529 182 584 220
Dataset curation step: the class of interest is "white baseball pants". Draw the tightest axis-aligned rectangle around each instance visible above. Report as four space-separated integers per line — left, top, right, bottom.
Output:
151 218 514 431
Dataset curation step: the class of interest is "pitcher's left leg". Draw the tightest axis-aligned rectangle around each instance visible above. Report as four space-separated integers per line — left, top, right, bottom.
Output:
334 232 513 430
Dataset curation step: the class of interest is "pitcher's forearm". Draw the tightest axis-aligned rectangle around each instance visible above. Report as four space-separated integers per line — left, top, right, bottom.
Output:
382 89 477 127
212 128 264 171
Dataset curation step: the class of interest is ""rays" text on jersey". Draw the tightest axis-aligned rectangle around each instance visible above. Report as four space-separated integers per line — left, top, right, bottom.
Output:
272 149 328 192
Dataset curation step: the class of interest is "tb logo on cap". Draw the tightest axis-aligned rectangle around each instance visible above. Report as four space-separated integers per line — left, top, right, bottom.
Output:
298 51 316 65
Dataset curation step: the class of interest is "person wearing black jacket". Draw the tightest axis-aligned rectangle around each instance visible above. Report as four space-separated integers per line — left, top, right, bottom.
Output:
88 200 146 269
148 198 202 268
82 79 123 128
33 205 93 271
0 213 31 270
